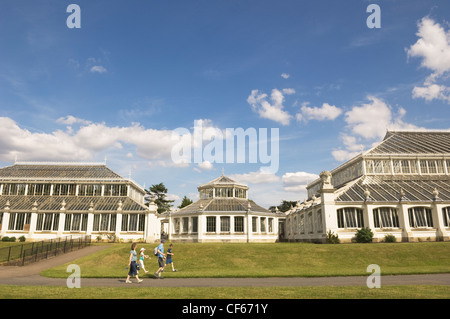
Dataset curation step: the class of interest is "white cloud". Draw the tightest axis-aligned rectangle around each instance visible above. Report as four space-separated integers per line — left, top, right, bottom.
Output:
344 96 411 140
407 17 450 76
0 116 197 165
331 149 360 162
281 73 290 79
90 65 107 73
0 117 92 162
197 160 214 171
332 96 423 162
228 169 317 208
412 84 450 103
230 170 280 185
407 17 450 103
148 160 189 168
282 88 295 95
57 115 91 126
247 88 294 126
282 171 319 192
296 102 342 122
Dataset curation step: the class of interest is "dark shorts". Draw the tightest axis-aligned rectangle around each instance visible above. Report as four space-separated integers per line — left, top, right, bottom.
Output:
158 257 165 267
166 258 173 264
128 261 138 276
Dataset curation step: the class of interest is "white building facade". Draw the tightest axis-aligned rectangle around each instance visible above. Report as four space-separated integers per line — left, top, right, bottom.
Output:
285 131 450 243
0 162 160 242
167 175 283 243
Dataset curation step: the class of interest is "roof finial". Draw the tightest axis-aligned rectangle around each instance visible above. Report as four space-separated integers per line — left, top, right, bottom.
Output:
222 167 224 176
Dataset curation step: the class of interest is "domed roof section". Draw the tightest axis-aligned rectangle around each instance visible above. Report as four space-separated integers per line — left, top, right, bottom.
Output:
197 174 248 190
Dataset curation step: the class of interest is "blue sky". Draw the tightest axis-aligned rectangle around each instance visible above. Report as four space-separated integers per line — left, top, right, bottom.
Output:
0 0 449 208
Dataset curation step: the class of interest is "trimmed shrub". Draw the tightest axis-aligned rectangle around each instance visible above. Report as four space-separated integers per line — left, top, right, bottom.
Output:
354 227 373 243
326 230 340 244
384 234 396 243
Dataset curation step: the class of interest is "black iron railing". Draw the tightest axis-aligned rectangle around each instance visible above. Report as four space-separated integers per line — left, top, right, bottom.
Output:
0 235 91 266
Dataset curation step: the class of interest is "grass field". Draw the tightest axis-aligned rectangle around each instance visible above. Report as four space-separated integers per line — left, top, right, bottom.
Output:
1 242 449 300
1 285 449 299
40 242 450 278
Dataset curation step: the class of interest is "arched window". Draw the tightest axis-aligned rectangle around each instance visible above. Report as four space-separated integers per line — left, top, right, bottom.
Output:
316 210 322 233
337 208 364 228
442 207 450 227
408 207 433 228
373 207 399 228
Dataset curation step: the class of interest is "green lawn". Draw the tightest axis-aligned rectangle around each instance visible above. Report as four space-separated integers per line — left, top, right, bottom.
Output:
0 285 449 299
40 242 450 278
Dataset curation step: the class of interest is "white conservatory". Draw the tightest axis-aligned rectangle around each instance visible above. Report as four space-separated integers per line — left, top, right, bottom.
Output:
0 162 160 242
285 131 450 243
167 174 283 243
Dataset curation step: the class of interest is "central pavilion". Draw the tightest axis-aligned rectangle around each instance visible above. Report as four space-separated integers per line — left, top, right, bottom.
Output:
166 174 282 242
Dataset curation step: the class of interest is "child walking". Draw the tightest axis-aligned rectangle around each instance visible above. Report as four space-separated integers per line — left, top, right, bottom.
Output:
139 247 149 273
165 243 177 272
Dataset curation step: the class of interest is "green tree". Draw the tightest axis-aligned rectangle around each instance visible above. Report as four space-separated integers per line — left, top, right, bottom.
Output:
146 182 174 214
178 195 193 209
269 200 298 213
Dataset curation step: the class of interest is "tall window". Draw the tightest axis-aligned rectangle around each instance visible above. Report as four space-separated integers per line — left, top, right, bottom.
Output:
392 160 418 174
366 160 392 174
182 217 189 233
252 217 258 233
3 183 34 196
192 217 198 233
316 210 322 233
93 213 117 232
53 184 77 196
8 213 31 231
121 214 144 232
260 217 266 232
206 217 216 232
443 207 450 227
268 218 273 233
215 188 233 197
28 184 51 196
79 184 103 196
220 216 230 232
299 214 305 234
420 160 444 174
64 214 88 231
234 216 244 232
373 207 399 228
174 218 180 233
337 208 364 228
200 188 213 199
107 184 127 196
408 207 433 228
36 213 60 231
307 213 313 233
235 189 247 198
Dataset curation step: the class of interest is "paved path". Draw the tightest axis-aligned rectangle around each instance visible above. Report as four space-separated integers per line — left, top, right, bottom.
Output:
0 245 449 287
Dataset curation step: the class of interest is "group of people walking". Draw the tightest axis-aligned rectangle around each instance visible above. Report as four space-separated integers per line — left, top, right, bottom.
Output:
126 239 177 283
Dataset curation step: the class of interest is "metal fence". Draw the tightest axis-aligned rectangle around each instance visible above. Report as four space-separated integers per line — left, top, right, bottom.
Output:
0 235 91 266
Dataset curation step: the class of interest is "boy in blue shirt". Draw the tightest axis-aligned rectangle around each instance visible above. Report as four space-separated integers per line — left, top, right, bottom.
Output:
154 239 166 279
165 243 177 272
